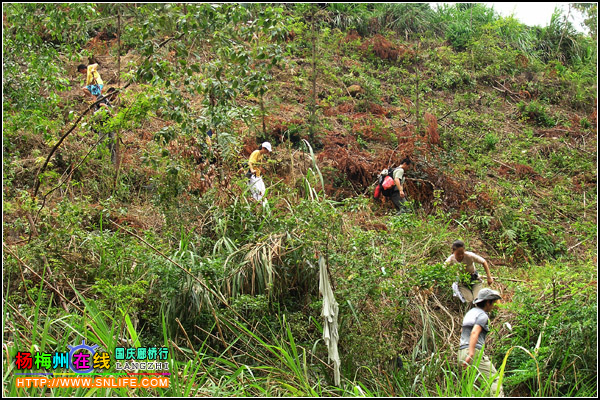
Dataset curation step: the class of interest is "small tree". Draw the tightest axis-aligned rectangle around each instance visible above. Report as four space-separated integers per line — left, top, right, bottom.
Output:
571 3 598 40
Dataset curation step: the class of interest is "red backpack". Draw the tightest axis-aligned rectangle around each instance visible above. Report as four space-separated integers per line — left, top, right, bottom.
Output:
373 168 396 199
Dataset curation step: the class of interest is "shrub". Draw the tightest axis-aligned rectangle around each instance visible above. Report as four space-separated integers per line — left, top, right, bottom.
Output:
517 100 556 127
484 132 499 151
499 268 597 396
446 21 473 51
580 117 592 129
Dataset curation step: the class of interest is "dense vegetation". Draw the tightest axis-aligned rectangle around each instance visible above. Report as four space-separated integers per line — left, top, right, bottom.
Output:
3 3 597 397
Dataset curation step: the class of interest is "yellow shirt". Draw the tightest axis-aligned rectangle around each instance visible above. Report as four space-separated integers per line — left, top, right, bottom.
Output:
86 64 103 86
249 150 263 176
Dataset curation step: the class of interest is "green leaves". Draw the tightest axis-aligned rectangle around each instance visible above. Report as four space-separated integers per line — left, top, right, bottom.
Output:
517 100 557 127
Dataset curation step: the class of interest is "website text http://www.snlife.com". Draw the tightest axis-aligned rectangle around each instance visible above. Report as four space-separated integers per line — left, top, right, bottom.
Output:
15 376 170 389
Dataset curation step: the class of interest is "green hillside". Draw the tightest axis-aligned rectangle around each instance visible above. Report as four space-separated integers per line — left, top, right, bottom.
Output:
3 3 597 397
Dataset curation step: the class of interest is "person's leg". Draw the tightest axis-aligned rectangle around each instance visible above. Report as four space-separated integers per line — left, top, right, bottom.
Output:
256 176 266 200
478 354 504 397
399 196 407 212
458 283 474 303
457 348 468 367
489 358 504 397
83 86 93 98
472 282 483 301
108 130 116 164
249 175 265 201
248 176 259 200
390 191 408 213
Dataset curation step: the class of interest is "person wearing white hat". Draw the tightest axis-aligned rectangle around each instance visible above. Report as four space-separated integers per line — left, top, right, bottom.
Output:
458 288 504 396
247 142 272 201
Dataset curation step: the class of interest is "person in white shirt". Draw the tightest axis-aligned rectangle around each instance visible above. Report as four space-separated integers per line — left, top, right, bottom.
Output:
445 240 494 304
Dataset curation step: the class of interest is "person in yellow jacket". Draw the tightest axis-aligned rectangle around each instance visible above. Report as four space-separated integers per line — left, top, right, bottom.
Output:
78 63 104 99
247 142 272 201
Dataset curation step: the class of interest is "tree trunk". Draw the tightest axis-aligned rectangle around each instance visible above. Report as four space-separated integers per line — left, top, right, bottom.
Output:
113 5 122 191
260 93 266 138
309 8 317 141
555 4 572 61
415 43 420 136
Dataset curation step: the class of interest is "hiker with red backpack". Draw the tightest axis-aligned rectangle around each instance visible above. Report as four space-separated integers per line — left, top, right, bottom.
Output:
374 157 412 214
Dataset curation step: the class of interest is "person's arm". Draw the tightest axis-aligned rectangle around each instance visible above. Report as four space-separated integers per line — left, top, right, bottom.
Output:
394 169 405 198
444 255 454 268
482 260 493 285
249 160 257 176
248 152 261 176
395 177 404 197
98 103 113 115
463 324 482 368
472 252 493 285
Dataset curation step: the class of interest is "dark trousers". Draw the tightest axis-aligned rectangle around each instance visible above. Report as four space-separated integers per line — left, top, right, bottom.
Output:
93 128 116 164
385 189 408 212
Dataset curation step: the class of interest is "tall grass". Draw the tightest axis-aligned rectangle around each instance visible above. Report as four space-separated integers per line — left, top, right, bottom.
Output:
4 271 596 397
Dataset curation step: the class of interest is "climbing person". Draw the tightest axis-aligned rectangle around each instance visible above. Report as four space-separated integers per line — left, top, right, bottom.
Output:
379 157 412 214
458 288 504 397
445 240 494 305
247 142 272 202
203 129 217 165
206 129 214 148
78 63 104 100
90 87 116 163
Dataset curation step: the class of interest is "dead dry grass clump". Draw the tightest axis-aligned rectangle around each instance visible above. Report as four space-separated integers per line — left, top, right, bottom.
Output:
424 112 440 146
242 135 259 157
343 30 362 43
514 163 541 179
258 116 307 145
351 119 396 144
85 32 118 57
366 102 388 116
358 34 397 61
319 145 373 189
272 150 312 184
358 34 415 62
187 169 215 196
498 162 544 182
404 178 435 210
422 165 488 212
589 108 597 127
572 173 597 193
324 102 356 117
168 137 204 164
314 125 486 212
